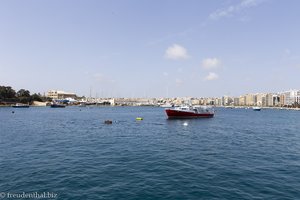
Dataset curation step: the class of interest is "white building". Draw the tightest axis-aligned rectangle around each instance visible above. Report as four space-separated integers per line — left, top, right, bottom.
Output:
282 90 300 106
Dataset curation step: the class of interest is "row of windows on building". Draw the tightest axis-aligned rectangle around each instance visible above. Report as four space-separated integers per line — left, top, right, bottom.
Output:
219 90 300 106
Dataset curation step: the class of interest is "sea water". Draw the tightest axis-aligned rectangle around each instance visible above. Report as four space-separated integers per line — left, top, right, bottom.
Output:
0 107 300 199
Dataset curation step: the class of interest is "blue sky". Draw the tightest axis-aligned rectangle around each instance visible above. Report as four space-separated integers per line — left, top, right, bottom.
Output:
0 0 299 97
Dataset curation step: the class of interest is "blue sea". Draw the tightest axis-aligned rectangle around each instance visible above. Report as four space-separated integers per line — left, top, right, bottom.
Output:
0 106 300 200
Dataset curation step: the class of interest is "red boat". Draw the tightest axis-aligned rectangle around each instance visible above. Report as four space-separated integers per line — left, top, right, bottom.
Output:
165 105 214 119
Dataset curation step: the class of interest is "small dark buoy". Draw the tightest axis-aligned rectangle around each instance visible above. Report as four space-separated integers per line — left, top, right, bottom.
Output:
104 120 113 124
12 111 15 114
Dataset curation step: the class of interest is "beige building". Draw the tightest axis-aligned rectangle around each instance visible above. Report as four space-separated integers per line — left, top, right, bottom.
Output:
245 94 255 106
214 98 222 106
191 99 200 105
265 93 280 107
279 94 285 106
47 90 76 100
256 93 266 106
222 96 233 106
239 95 246 106
233 97 239 106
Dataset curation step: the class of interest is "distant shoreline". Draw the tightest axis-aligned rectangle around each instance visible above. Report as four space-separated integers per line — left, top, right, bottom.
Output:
1 104 300 111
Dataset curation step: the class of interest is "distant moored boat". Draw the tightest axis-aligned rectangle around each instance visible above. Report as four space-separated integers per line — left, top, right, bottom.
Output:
12 103 29 108
50 103 66 108
160 103 173 108
253 106 261 111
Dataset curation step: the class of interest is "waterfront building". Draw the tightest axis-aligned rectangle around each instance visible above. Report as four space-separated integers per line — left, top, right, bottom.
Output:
201 98 207 106
265 93 272 107
262 96 266 107
47 90 76 100
233 98 239 106
109 98 115 106
191 99 200 105
215 98 222 106
273 94 280 106
279 94 286 107
266 93 274 107
245 94 255 106
222 96 233 106
239 95 246 106
256 93 266 106
282 90 300 106
207 98 217 105
265 93 280 107
199 98 205 105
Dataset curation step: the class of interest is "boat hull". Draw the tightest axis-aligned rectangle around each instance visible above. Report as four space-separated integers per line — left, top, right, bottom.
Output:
50 104 66 108
165 109 214 119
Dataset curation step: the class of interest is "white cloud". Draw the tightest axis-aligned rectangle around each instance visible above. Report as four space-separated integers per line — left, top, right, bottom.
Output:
209 0 266 20
204 72 219 81
165 44 190 60
202 58 221 69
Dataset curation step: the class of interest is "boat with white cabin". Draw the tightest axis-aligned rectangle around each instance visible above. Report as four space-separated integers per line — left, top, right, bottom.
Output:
165 105 214 119
160 103 173 108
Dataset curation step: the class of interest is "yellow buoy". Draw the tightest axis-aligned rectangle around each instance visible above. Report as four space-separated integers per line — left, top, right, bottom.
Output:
136 117 143 121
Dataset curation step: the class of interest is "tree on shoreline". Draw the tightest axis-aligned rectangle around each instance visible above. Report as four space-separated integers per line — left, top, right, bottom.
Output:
0 86 16 100
0 85 50 104
16 89 30 98
16 89 31 104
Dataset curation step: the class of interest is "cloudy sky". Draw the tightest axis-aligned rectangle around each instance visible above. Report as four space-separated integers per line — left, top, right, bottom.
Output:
0 0 299 97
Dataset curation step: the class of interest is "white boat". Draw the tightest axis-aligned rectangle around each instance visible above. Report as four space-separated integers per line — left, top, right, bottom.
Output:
253 106 261 111
12 103 30 108
160 103 173 108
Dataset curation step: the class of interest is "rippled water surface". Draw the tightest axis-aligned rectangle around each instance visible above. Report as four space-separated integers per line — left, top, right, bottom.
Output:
1 106 300 199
